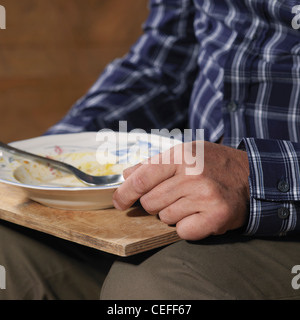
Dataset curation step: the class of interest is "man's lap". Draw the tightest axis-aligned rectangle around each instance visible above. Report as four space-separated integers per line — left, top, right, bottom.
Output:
0 220 299 300
0 220 115 300
101 233 300 300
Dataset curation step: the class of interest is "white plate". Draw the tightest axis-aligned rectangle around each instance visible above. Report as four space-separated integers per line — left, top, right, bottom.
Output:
0 132 181 210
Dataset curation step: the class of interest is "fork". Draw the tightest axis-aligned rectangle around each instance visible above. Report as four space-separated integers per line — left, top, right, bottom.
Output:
0 141 124 186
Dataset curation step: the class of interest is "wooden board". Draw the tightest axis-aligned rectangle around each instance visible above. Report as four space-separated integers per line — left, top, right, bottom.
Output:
0 183 180 256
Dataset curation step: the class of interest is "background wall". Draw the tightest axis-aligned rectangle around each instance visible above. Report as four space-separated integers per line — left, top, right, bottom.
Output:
0 0 148 142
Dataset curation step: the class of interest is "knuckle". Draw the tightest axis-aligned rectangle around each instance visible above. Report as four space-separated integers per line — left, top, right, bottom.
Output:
200 180 220 200
218 202 231 217
131 174 148 194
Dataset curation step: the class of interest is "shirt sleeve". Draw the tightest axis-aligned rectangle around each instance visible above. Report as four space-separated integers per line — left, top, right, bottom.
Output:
45 0 199 135
239 137 300 236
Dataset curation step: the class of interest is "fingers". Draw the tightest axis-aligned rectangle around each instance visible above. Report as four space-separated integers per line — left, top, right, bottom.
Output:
176 213 219 241
158 200 224 241
157 197 197 225
138 175 191 214
122 163 142 179
114 141 248 242
113 161 176 210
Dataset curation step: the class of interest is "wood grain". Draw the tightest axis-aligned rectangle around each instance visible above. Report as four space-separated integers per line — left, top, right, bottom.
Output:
0 183 181 256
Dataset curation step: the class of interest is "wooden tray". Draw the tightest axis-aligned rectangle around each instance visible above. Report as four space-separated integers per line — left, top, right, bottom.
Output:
0 183 180 256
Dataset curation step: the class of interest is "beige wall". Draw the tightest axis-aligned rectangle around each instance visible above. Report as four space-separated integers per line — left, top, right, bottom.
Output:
0 0 148 142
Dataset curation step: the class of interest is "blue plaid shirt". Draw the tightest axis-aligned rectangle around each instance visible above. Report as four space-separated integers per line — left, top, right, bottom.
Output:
46 0 300 237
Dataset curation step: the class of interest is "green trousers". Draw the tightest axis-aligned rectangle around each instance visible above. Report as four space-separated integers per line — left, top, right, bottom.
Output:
0 220 299 300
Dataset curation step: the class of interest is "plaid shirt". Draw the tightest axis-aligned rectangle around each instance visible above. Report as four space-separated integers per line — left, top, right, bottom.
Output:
46 0 300 237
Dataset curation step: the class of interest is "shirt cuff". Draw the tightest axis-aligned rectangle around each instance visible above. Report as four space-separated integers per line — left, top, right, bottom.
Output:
238 138 300 236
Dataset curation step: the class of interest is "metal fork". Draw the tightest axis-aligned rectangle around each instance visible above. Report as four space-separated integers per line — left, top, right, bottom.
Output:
0 141 124 186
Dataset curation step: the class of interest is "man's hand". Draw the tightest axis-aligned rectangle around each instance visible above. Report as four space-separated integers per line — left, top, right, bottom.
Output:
113 141 250 241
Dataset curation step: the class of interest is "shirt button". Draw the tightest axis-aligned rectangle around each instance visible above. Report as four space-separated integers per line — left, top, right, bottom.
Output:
227 101 238 112
277 180 290 193
277 207 290 220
